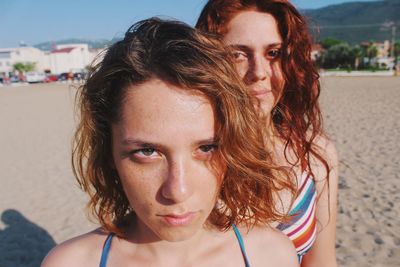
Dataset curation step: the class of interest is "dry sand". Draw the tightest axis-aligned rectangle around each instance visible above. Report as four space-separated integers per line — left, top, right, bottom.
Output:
0 77 399 266
320 77 400 267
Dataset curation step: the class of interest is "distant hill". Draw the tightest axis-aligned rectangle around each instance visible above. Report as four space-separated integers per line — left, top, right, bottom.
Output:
32 1 399 49
303 0 400 44
34 38 121 51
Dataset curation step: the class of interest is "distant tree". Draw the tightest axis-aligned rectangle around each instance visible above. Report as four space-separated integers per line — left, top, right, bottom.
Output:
366 44 378 64
394 41 400 67
13 62 36 72
395 42 400 55
13 63 26 72
321 43 355 69
25 62 36 72
320 38 344 49
352 46 364 70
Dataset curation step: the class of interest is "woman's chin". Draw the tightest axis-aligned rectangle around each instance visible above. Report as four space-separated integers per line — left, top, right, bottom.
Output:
156 227 201 242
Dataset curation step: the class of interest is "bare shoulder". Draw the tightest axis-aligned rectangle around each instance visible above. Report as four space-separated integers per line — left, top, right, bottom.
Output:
41 229 109 267
313 134 339 167
243 226 299 267
311 135 339 203
306 134 338 185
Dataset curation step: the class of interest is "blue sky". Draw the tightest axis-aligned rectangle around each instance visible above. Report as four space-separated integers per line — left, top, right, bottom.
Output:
0 0 379 48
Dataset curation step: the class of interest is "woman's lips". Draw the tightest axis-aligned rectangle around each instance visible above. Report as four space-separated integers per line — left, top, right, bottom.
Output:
161 212 197 226
250 89 271 98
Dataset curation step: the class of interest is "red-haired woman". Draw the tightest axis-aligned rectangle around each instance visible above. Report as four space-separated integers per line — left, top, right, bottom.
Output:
41 18 299 267
197 1 339 266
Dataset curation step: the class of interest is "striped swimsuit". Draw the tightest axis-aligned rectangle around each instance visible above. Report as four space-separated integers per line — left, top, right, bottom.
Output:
276 172 317 262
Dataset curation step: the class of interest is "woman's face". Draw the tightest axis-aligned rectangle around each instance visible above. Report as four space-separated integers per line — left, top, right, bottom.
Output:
112 78 220 242
222 10 284 114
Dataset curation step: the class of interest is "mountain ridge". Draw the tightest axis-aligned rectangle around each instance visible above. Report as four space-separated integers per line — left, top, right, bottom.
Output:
33 0 400 48
303 0 400 44
34 38 120 51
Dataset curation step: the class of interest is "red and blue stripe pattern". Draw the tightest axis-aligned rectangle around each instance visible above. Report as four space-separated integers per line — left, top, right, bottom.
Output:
276 172 317 262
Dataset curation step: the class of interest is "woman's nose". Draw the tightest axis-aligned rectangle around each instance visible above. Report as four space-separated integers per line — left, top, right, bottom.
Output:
161 157 194 203
247 55 271 82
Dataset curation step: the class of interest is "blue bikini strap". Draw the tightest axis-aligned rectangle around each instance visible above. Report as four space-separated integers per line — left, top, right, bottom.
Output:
99 233 114 267
232 224 251 267
99 229 250 267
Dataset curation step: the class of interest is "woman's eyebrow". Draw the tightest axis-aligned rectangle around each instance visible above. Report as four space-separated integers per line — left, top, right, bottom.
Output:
227 44 252 52
195 137 218 146
259 43 283 51
227 43 282 51
265 42 282 48
121 137 217 148
122 138 162 148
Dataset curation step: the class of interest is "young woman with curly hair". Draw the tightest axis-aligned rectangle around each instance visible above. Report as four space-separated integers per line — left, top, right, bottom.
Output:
41 18 299 267
197 1 339 266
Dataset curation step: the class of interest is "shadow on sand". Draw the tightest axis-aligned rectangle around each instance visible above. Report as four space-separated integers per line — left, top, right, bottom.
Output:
0 209 56 267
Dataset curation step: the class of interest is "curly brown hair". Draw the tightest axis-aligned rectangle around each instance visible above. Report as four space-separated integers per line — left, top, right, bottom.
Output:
196 0 330 183
72 18 294 235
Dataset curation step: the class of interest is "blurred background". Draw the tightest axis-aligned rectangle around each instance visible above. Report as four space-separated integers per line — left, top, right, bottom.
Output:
0 0 399 82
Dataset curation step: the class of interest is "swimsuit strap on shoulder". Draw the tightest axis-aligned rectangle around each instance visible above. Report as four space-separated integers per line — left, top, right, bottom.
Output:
99 233 114 267
99 229 251 267
232 224 251 267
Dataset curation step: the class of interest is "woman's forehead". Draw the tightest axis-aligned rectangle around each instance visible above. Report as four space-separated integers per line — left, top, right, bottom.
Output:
115 79 216 147
223 11 282 47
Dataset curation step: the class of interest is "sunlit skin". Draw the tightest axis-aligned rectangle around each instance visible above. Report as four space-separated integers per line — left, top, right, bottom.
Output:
40 17 304 266
221 10 339 267
223 11 285 118
40 78 300 267
111 78 220 243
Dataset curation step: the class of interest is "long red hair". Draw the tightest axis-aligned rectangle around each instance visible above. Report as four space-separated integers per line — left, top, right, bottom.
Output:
73 18 295 235
196 0 330 182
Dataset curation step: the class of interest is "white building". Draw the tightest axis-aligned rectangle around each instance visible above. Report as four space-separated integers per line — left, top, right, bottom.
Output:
0 43 103 76
376 57 395 70
45 44 96 74
0 46 45 74
0 49 12 73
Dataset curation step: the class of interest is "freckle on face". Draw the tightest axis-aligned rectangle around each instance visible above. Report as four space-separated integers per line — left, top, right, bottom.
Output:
223 10 284 114
111 78 220 242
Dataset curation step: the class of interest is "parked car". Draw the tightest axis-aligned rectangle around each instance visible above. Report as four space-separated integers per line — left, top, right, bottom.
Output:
73 72 86 81
25 72 46 83
58 72 69 81
10 75 21 83
44 74 58 83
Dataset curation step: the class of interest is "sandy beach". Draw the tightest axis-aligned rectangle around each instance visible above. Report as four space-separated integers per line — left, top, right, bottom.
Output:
0 77 399 266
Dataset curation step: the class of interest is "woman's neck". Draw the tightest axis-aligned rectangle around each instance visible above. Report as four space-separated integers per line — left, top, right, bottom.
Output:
120 220 222 265
263 116 299 170
263 115 280 151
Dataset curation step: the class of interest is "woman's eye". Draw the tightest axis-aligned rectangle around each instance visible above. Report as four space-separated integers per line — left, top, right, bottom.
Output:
139 148 156 156
232 51 247 62
195 144 218 160
266 49 281 59
198 144 217 153
130 148 159 158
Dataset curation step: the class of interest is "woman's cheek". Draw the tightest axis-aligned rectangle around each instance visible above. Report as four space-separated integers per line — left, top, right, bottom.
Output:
234 61 249 79
271 63 285 99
